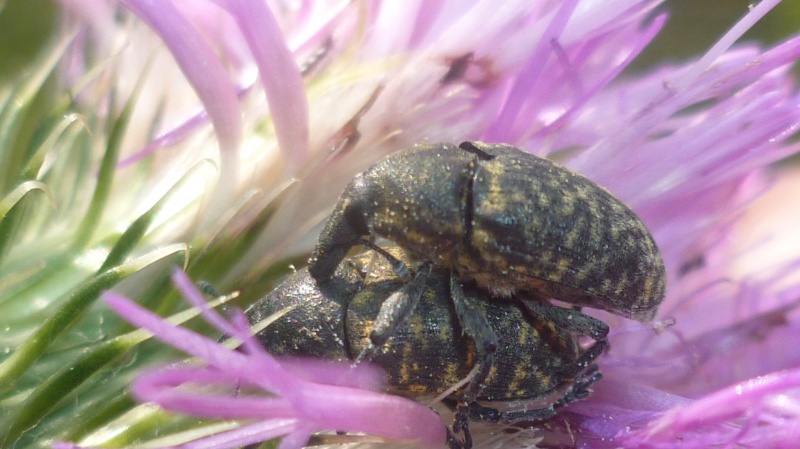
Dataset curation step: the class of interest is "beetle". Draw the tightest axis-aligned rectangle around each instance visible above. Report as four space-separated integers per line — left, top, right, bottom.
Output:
247 248 608 449
309 141 666 322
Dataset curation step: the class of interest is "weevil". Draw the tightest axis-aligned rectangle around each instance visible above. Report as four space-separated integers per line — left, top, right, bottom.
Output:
247 248 607 449
309 141 666 322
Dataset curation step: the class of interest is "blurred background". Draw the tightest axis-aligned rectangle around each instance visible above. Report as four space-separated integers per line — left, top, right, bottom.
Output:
2 1 800 80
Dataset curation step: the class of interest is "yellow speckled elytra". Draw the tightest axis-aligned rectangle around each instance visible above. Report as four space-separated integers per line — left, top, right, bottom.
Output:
310 141 666 322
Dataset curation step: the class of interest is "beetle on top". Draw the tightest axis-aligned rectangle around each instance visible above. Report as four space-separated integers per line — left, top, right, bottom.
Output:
310 141 666 321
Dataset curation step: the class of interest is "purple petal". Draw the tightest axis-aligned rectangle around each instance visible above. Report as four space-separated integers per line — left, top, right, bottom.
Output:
617 368 800 448
131 366 297 419
120 0 242 154
529 13 667 142
116 107 210 167
212 0 309 169
483 0 578 142
103 291 301 393
276 428 314 449
182 420 302 449
672 0 784 93
275 357 386 390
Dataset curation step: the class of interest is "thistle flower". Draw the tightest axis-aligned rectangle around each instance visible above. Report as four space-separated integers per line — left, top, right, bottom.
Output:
2 1 800 449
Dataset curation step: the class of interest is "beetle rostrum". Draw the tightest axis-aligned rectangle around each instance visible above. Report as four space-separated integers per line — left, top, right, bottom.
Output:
309 141 666 321
247 249 606 449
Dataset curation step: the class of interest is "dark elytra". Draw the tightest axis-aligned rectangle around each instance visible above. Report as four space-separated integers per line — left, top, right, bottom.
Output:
246 249 604 413
309 141 666 321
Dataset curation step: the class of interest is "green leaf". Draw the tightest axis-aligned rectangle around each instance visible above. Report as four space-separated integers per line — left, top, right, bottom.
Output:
73 62 151 247
21 113 85 181
0 180 53 265
0 244 187 392
99 159 216 273
2 290 234 447
0 35 69 193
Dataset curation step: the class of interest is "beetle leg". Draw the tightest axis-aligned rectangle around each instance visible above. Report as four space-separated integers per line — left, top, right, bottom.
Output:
450 276 499 396
519 297 610 341
562 338 608 379
449 275 498 447
355 263 431 363
450 402 473 449
446 426 471 449
519 297 608 381
468 366 602 424
550 364 603 409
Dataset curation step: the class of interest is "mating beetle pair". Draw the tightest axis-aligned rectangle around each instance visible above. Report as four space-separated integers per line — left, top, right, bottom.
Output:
253 141 665 448
247 248 606 448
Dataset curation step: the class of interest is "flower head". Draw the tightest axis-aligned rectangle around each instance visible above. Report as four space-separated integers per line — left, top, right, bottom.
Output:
2 1 800 449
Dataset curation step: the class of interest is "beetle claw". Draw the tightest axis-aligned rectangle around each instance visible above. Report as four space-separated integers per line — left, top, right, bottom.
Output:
447 403 474 449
